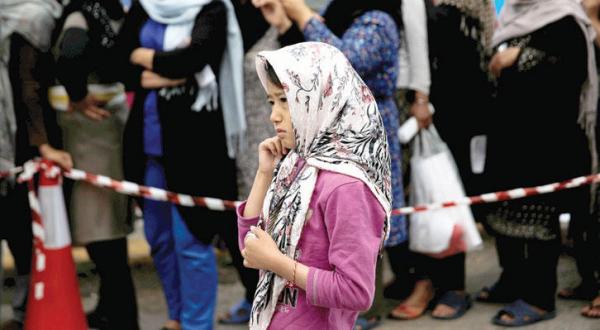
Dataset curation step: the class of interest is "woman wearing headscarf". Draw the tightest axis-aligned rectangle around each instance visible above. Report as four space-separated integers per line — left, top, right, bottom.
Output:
52 1 139 328
118 0 254 328
0 1 71 328
576 0 600 319
482 0 598 326
388 0 495 322
238 41 391 330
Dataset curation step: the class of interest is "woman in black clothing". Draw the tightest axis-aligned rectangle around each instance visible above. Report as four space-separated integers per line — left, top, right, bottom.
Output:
389 0 495 321
54 1 139 329
483 0 598 326
0 1 71 328
119 1 255 328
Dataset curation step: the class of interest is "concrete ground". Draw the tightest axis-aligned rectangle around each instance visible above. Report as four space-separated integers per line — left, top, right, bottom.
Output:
2 223 599 330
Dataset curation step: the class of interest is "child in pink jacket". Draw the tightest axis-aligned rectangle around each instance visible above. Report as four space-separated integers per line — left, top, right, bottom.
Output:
237 42 393 330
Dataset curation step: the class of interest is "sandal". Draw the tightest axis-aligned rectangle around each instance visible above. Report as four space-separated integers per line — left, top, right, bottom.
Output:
557 286 597 301
218 298 252 324
431 291 472 320
353 316 380 330
492 299 556 327
476 282 515 304
581 303 600 318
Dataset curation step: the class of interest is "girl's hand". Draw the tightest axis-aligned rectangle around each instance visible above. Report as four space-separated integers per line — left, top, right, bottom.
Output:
242 226 284 271
130 48 155 70
141 70 187 89
252 0 293 33
280 0 315 29
39 144 73 170
489 47 521 77
258 136 287 175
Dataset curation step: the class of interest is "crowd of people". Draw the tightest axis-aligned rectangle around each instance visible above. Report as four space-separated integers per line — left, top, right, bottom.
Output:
1 0 600 329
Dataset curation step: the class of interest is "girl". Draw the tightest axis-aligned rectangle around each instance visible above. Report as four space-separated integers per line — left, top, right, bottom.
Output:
238 42 391 329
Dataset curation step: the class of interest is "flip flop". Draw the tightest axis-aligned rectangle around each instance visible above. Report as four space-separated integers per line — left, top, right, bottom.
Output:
492 299 556 327
581 303 600 319
218 298 252 324
353 316 381 330
431 291 472 320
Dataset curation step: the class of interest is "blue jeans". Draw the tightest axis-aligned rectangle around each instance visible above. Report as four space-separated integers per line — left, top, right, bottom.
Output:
143 158 217 329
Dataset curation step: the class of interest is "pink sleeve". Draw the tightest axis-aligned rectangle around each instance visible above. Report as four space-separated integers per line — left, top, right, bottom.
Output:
305 181 385 311
237 201 260 251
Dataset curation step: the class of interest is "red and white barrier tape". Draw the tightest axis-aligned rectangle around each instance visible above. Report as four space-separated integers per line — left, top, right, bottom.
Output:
0 166 24 179
391 174 599 216
3 159 599 216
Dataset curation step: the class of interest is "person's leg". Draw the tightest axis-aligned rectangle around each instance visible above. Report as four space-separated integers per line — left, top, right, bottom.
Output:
564 210 599 299
217 210 257 324
172 206 217 330
522 238 560 312
86 238 139 329
4 186 32 325
389 253 433 320
143 159 181 325
218 210 258 302
430 253 470 318
384 242 415 300
477 235 521 302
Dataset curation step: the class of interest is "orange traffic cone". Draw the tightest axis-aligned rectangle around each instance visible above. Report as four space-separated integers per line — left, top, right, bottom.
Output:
24 160 87 330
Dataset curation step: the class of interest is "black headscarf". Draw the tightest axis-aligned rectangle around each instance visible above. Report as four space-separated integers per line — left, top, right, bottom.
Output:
322 0 403 37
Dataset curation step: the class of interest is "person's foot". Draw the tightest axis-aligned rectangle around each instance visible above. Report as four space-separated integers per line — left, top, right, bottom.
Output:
218 298 252 324
558 285 597 301
432 291 470 319
161 320 181 330
581 296 600 318
499 303 546 323
389 279 433 320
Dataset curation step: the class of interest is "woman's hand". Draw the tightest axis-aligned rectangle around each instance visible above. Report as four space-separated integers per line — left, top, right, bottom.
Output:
258 136 287 176
252 0 293 33
410 92 432 129
70 94 111 121
141 70 187 89
489 47 521 77
39 144 73 170
242 226 284 271
584 0 600 19
130 47 155 70
280 0 316 29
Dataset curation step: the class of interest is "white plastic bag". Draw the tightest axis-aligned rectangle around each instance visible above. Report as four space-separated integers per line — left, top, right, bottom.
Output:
409 126 482 255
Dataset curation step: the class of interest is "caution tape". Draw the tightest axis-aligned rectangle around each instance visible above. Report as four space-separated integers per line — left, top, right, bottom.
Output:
2 159 599 216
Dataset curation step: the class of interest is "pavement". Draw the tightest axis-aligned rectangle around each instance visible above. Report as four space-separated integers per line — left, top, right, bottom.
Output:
2 221 599 329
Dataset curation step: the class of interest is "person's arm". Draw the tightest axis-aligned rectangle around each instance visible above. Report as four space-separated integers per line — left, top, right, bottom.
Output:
403 0 431 95
13 35 73 168
302 12 397 79
243 180 385 311
131 2 227 79
403 0 432 127
115 1 146 92
56 12 90 102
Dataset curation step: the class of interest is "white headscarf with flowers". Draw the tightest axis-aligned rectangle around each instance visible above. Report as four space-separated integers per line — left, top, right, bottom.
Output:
250 42 392 329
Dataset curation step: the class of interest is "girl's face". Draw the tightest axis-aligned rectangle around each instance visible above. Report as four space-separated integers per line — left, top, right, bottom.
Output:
266 80 296 150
